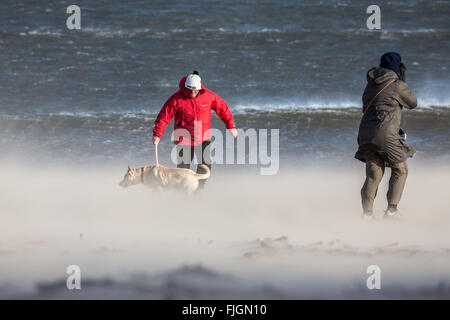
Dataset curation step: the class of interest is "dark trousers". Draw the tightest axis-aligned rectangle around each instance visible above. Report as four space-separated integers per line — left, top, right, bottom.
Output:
361 155 408 212
176 140 211 190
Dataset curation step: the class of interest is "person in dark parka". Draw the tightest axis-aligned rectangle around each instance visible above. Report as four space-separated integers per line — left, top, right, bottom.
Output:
355 52 417 219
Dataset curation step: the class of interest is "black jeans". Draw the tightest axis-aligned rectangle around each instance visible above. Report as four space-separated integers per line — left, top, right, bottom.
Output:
176 140 211 189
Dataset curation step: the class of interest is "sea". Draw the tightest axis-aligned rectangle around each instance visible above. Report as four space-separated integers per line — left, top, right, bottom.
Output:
0 0 449 166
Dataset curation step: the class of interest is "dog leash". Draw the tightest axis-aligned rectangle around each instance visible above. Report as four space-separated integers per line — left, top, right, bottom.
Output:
141 143 159 184
155 143 159 166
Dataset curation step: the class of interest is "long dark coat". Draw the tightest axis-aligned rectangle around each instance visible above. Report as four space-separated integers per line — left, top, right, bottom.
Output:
355 67 417 165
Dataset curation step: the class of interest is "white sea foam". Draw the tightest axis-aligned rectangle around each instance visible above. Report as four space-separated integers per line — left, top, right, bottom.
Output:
81 27 152 38
233 97 450 113
27 27 62 36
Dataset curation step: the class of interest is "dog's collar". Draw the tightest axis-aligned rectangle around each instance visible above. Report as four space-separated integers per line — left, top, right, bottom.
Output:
140 167 144 183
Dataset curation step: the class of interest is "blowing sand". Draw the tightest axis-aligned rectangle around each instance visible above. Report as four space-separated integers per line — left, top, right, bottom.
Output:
1 161 450 299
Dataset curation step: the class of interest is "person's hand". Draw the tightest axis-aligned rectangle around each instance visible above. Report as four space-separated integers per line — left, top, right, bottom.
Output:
398 63 406 81
153 136 160 145
229 128 238 138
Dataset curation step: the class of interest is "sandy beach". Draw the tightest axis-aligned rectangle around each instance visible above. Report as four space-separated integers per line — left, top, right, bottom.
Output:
1 161 449 299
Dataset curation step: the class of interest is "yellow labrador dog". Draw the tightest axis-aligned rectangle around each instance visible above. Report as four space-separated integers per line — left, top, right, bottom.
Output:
119 164 210 194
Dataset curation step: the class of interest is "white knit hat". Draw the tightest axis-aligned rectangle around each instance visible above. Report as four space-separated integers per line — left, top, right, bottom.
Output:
185 72 202 90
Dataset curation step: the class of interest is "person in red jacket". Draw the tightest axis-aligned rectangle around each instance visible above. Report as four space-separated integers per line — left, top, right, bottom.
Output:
153 71 238 190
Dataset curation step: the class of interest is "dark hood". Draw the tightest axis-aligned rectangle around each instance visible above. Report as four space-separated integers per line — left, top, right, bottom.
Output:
178 76 206 98
366 67 398 86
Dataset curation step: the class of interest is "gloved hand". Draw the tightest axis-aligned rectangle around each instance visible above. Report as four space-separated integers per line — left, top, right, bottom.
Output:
398 63 406 81
399 128 407 140
229 128 238 138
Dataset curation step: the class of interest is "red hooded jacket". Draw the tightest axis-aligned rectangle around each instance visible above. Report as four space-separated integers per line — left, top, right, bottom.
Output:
153 76 235 146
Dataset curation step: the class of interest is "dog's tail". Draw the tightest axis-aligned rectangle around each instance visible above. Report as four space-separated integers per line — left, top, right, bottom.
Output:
194 164 210 180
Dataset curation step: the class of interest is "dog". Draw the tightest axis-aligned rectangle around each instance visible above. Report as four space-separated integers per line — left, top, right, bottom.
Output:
119 164 210 194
